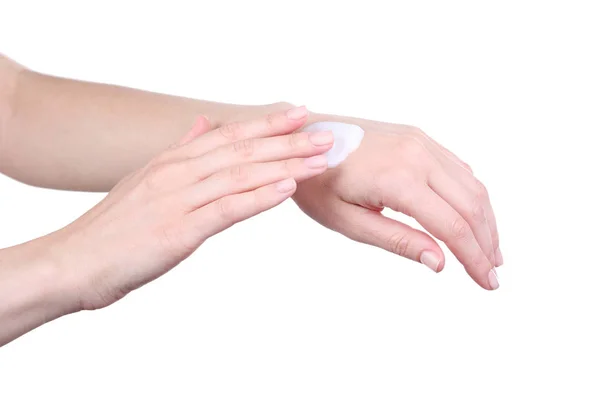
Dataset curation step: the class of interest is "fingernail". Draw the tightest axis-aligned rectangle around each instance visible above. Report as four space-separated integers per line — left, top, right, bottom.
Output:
488 268 500 290
304 155 328 168
275 178 296 193
495 248 504 266
420 251 440 273
308 131 334 146
286 106 308 120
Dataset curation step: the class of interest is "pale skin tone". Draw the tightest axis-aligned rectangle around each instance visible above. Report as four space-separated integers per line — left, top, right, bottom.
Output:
0 54 502 346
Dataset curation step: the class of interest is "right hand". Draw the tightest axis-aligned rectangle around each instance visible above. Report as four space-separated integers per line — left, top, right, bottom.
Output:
48 106 333 311
293 115 502 290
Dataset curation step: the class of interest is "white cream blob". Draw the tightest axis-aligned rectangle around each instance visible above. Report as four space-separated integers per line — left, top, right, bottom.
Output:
303 122 364 168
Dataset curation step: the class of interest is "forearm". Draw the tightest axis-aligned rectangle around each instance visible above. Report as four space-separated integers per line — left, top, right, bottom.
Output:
0 235 76 347
0 55 292 191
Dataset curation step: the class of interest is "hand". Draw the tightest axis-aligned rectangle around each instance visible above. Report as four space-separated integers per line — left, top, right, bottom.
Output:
293 115 502 290
48 106 334 310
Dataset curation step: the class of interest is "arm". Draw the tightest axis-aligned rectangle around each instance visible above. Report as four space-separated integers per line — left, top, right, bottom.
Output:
0 236 75 345
0 54 502 290
0 107 333 346
0 54 292 191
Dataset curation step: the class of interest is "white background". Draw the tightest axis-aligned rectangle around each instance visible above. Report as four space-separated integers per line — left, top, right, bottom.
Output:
1 1 599 399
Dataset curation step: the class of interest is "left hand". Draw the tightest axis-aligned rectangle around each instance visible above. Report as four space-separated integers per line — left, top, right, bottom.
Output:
293 115 502 290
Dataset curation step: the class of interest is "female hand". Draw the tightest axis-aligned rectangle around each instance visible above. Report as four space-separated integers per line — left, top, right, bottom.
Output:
49 106 333 310
294 115 501 290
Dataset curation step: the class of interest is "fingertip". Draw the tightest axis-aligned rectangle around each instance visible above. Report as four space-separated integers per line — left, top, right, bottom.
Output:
307 130 334 147
420 250 442 273
178 115 211 146
473 267 499 291
286 105 308 121
495 248 504 267
488 268 500 290
437 254 446 272
275 178 297 194
303 154 329 169
194 115 211 131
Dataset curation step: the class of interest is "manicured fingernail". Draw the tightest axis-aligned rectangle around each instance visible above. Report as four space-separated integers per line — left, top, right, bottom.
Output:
304 155 328 168
420 251 440 272
308 131 334 146
495 248 504 266
275 178 296 193
488 268 500 290
286 106 308 120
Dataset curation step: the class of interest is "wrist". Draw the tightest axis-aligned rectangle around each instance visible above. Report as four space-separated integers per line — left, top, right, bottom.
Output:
0 233 82 345
3 233 82 317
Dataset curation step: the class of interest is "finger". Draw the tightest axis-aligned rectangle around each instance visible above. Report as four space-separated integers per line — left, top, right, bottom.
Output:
428 168 496 266
181 131 333 184
457 173 502 267
457 173 501 266
176 105 310 159
182 178 297 242
184 157 328 210
335 201 446 273
177 115 211 146
388 185 497 290
431 156 502 267
419 135 501 266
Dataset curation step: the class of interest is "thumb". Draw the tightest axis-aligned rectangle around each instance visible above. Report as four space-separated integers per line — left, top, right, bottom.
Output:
178 115 211 146
343 205 446 273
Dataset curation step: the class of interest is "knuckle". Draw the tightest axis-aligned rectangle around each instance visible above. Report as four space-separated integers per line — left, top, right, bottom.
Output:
449 217 469 240
142 165 167 191
474 180 489 200
251 188 266 210
216 197 236 221
288 132 306 149
387 232 412 257
470 202 486 223
280 159 294 176
264 112 277 128
232 138 255 157
400 137 428 162
218 121 242 141
180 159 198 182
469 182 489 223
229 164 249 183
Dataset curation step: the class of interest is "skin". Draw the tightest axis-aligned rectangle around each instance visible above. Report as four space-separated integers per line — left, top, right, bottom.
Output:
294 115 501 289
0 106 333 346
0 54 502 345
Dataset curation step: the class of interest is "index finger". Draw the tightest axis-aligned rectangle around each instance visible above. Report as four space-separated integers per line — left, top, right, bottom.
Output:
177 106 309 159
